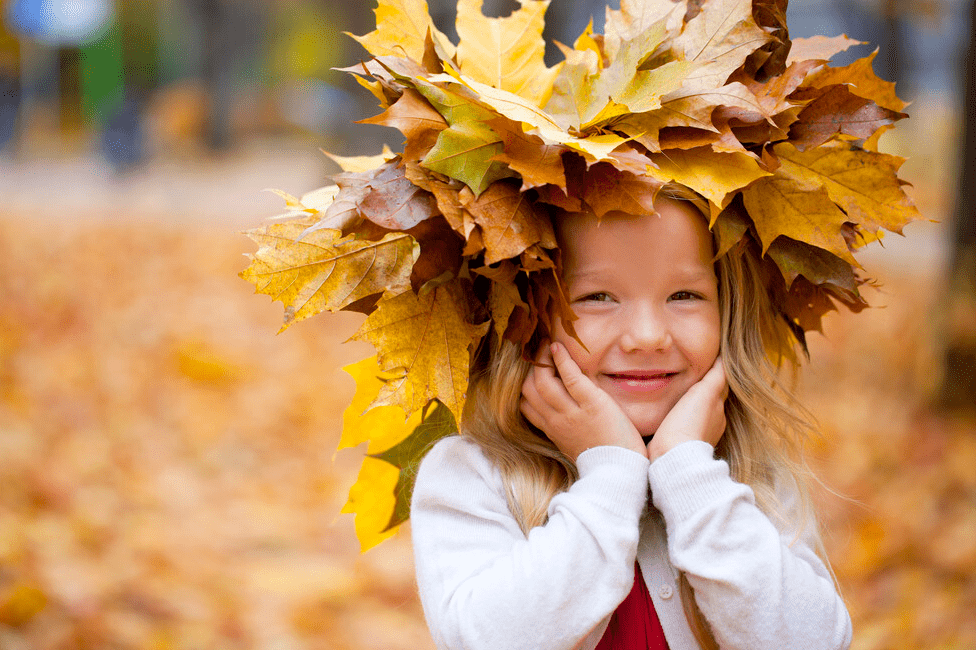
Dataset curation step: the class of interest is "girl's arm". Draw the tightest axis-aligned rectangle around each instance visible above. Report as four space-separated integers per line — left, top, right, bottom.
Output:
411 435 650 650
650 442 853 650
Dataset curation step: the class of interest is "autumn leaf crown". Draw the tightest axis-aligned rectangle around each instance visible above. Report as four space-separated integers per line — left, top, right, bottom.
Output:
242 0 922 546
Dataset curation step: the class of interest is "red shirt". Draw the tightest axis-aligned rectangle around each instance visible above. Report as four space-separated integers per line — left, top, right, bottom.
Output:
595 563 670 650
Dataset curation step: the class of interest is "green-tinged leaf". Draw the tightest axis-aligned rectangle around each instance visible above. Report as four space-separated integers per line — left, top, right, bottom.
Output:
369 401 457 532
241 223 419 330
427 71 568 144
610 60 699 118
422 121 511 196
545 47 602 130
408 79 514 195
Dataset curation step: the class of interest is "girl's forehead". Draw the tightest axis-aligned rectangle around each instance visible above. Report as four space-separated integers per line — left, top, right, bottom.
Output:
556 200 714 268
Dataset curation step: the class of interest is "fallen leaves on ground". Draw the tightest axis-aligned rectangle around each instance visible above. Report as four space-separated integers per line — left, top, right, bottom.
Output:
0 214 973 650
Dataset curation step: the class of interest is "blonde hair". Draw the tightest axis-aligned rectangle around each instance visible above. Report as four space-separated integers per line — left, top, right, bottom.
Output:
460 190 824 648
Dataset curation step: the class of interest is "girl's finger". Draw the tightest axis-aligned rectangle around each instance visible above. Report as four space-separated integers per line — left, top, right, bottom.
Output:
702 356 728 396
549 342 592 404
519 397 545 431
523 350 573 411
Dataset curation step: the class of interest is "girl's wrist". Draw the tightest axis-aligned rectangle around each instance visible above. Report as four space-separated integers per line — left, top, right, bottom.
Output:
647 437 708 463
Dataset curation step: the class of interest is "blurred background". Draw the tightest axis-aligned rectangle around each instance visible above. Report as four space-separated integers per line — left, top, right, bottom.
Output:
0 0 974 648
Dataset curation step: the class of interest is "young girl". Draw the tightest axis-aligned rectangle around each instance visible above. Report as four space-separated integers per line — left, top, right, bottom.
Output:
242 1 918 647
409 190 853 650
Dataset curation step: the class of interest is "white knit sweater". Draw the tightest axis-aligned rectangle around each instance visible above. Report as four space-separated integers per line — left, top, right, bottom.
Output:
411 436 852 650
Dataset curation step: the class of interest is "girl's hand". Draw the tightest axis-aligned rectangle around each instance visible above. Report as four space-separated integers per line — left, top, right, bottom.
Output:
520 342 648 462
647 357 728 462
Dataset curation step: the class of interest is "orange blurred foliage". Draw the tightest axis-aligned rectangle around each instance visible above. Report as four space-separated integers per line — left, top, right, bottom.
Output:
0 211 972 649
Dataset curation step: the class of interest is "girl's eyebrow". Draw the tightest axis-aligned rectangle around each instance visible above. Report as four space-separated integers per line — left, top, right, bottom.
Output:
674 267 717 282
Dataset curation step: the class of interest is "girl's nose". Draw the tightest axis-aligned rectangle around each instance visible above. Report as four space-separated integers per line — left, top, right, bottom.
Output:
619 304 672 352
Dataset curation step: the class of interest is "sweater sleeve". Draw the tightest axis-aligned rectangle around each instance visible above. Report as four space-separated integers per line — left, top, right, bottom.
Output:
411 436 651 650
648 441 853 650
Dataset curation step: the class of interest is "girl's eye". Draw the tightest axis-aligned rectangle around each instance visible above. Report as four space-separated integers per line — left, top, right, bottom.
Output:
669 291 700 301
579 292 613 302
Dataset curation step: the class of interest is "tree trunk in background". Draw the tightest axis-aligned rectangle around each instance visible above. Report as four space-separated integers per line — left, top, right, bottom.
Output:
937 0 976 413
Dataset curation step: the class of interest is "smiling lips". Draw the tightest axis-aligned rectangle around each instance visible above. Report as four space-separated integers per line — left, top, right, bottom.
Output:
603 371 678 393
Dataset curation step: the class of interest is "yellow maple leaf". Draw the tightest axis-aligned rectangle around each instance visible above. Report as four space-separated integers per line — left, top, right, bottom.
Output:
647 147 770 208
339 356 423 453
774 142 921 236
603 0 683 64
673 0 773 92
340 456 401 551
350 280 489 420
742 175 857 266
241 222 419 331
350 0 455 64
322 146 397 173
802 50 908 112
455 0 561 107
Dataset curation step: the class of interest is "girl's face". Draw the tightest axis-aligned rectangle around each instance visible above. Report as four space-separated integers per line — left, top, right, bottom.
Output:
553 198 721 438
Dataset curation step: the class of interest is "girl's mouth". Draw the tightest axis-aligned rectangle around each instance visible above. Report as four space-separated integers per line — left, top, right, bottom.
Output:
603 372 677 392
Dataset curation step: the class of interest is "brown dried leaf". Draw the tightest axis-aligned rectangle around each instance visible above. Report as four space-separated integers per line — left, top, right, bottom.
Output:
766 235 860 296
581 162 662 218
786 34 862 65
490 118 567 190
711 196 752 259
474 261 528 342
359 89 448 163
460 180 557 264
358 161 439 231
788 84 906 151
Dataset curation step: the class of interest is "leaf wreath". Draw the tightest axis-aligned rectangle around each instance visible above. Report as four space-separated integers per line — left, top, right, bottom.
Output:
241 0 923 550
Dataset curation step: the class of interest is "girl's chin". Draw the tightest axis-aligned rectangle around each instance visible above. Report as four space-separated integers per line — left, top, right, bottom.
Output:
621 409 667 439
